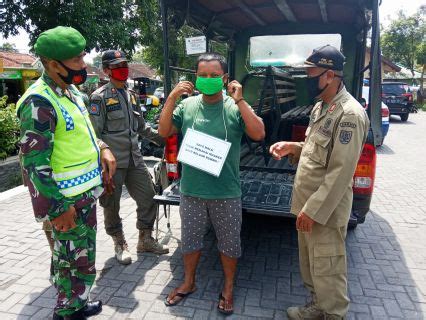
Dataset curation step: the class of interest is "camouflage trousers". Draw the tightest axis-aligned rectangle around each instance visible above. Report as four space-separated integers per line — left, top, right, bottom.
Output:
52 202 97 317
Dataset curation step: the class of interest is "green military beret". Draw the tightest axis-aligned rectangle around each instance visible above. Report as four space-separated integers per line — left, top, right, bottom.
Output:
34 26 86 61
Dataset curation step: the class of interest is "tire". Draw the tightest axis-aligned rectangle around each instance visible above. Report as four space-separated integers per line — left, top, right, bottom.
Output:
400 113 409 122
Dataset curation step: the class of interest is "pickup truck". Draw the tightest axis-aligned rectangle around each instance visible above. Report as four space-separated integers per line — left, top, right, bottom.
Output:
156 0 383 229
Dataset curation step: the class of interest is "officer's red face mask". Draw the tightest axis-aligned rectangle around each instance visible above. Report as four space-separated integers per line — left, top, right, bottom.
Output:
110 67 129 81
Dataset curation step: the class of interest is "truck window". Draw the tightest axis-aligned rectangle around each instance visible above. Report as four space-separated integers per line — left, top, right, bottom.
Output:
250 34 342 67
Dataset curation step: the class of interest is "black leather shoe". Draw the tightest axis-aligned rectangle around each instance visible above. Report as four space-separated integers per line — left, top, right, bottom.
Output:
52 313 64 320
82 300 102 317
52 301 102 320
64 309 87 320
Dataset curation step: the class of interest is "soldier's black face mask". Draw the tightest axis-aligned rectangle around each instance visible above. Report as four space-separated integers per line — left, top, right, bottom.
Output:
306 70 343 102
57 61 87 85
306 69 329 101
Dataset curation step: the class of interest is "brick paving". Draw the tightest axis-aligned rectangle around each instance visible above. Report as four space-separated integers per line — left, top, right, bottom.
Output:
0 113 425 319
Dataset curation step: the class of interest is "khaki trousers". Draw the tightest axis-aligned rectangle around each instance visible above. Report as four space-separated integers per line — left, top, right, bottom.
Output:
100 161 157 236
298 223 349 316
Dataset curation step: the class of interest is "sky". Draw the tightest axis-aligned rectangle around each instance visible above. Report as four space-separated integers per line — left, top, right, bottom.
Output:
0 0 424 63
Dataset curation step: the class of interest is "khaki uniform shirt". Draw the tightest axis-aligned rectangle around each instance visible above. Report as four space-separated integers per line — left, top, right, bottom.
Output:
89 82 163 168
291 87 370 227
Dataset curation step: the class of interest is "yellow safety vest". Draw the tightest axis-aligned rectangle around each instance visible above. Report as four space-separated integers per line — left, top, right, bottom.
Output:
17 78 102 197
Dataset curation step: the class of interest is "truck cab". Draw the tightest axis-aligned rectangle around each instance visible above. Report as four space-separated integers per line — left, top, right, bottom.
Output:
156 0 383 228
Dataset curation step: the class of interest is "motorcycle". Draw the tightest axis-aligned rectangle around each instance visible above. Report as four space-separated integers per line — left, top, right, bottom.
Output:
139 95 164 158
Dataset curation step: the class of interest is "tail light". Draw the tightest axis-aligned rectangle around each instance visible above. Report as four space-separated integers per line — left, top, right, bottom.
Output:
402 93 413 102
381 108 390 117
165 134 179 180
353 143 376 195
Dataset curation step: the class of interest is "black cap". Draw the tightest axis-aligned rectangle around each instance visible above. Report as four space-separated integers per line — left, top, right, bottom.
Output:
303 45 345 71
102 50 128 65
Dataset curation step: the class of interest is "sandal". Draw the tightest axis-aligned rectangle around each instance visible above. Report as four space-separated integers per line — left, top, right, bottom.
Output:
217 292 234 315
164 287 196 306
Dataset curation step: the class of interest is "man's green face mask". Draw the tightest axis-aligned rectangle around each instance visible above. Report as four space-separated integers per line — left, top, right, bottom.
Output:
195 76 224 95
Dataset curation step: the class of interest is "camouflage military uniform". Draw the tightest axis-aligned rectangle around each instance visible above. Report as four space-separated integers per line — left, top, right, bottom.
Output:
18 73 104 317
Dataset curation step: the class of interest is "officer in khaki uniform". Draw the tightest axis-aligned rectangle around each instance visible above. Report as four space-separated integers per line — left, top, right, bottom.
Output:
89 50 169 265
270 45 369 320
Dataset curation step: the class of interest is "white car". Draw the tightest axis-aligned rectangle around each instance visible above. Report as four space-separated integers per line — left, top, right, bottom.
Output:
362 86 389 146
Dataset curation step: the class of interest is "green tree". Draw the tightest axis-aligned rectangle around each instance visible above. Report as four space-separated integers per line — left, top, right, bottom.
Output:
92 53 102 69
133 0 227 82
381 9 425 77
415 42 426 102
0 42 17 52
0 96 19 159
0 0 140 55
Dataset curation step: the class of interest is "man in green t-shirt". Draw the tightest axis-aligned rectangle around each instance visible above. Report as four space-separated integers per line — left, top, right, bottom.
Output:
159 53 265 314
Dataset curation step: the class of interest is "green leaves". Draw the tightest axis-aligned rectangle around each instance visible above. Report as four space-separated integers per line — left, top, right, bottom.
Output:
0 96 19 159
0 0 140 55
381 8 425 76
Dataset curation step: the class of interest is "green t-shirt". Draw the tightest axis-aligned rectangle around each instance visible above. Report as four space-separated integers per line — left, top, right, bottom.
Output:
173 95 245 199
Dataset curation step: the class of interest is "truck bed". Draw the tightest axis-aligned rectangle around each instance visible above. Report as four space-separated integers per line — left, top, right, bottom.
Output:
239 144 295 216
154 144 296 218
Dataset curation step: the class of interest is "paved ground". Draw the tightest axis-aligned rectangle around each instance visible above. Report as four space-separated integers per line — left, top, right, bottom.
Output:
0 112 426 319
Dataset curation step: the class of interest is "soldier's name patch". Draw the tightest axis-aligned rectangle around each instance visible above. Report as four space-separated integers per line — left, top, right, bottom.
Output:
339 130 353 144
106 104 122 112
339 122 356 128
89 102 100 115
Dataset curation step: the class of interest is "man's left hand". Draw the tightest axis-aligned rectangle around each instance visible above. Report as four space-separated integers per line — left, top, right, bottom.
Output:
227 80 243 102
100 148 116 181
296 212 315 233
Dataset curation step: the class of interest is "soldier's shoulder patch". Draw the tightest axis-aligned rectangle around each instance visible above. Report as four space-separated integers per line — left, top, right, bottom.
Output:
339 130 353 144
339 121 357 128
89 101 100 116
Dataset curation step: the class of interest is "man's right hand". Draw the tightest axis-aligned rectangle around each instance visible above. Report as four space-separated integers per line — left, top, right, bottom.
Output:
169 81 194 101
51 206 77 232
269 141 297 160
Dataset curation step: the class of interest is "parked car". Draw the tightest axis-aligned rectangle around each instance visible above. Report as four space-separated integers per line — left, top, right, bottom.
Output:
362 86 389 146
381 82 413 121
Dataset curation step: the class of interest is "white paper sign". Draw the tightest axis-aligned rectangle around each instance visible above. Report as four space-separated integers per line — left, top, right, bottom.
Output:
177 128 231 177
185 36 207 55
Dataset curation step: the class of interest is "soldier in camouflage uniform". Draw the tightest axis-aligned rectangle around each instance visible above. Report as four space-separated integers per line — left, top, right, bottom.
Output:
17 26 116 320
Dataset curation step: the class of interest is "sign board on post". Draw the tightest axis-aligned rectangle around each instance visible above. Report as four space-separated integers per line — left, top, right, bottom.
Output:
185 36 207 55
0 70 22 80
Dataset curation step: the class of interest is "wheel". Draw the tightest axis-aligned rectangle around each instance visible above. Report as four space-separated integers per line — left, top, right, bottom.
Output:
400 113 409 122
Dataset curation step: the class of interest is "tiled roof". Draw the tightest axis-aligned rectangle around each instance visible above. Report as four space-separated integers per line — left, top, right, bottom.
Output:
0 51 36 68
